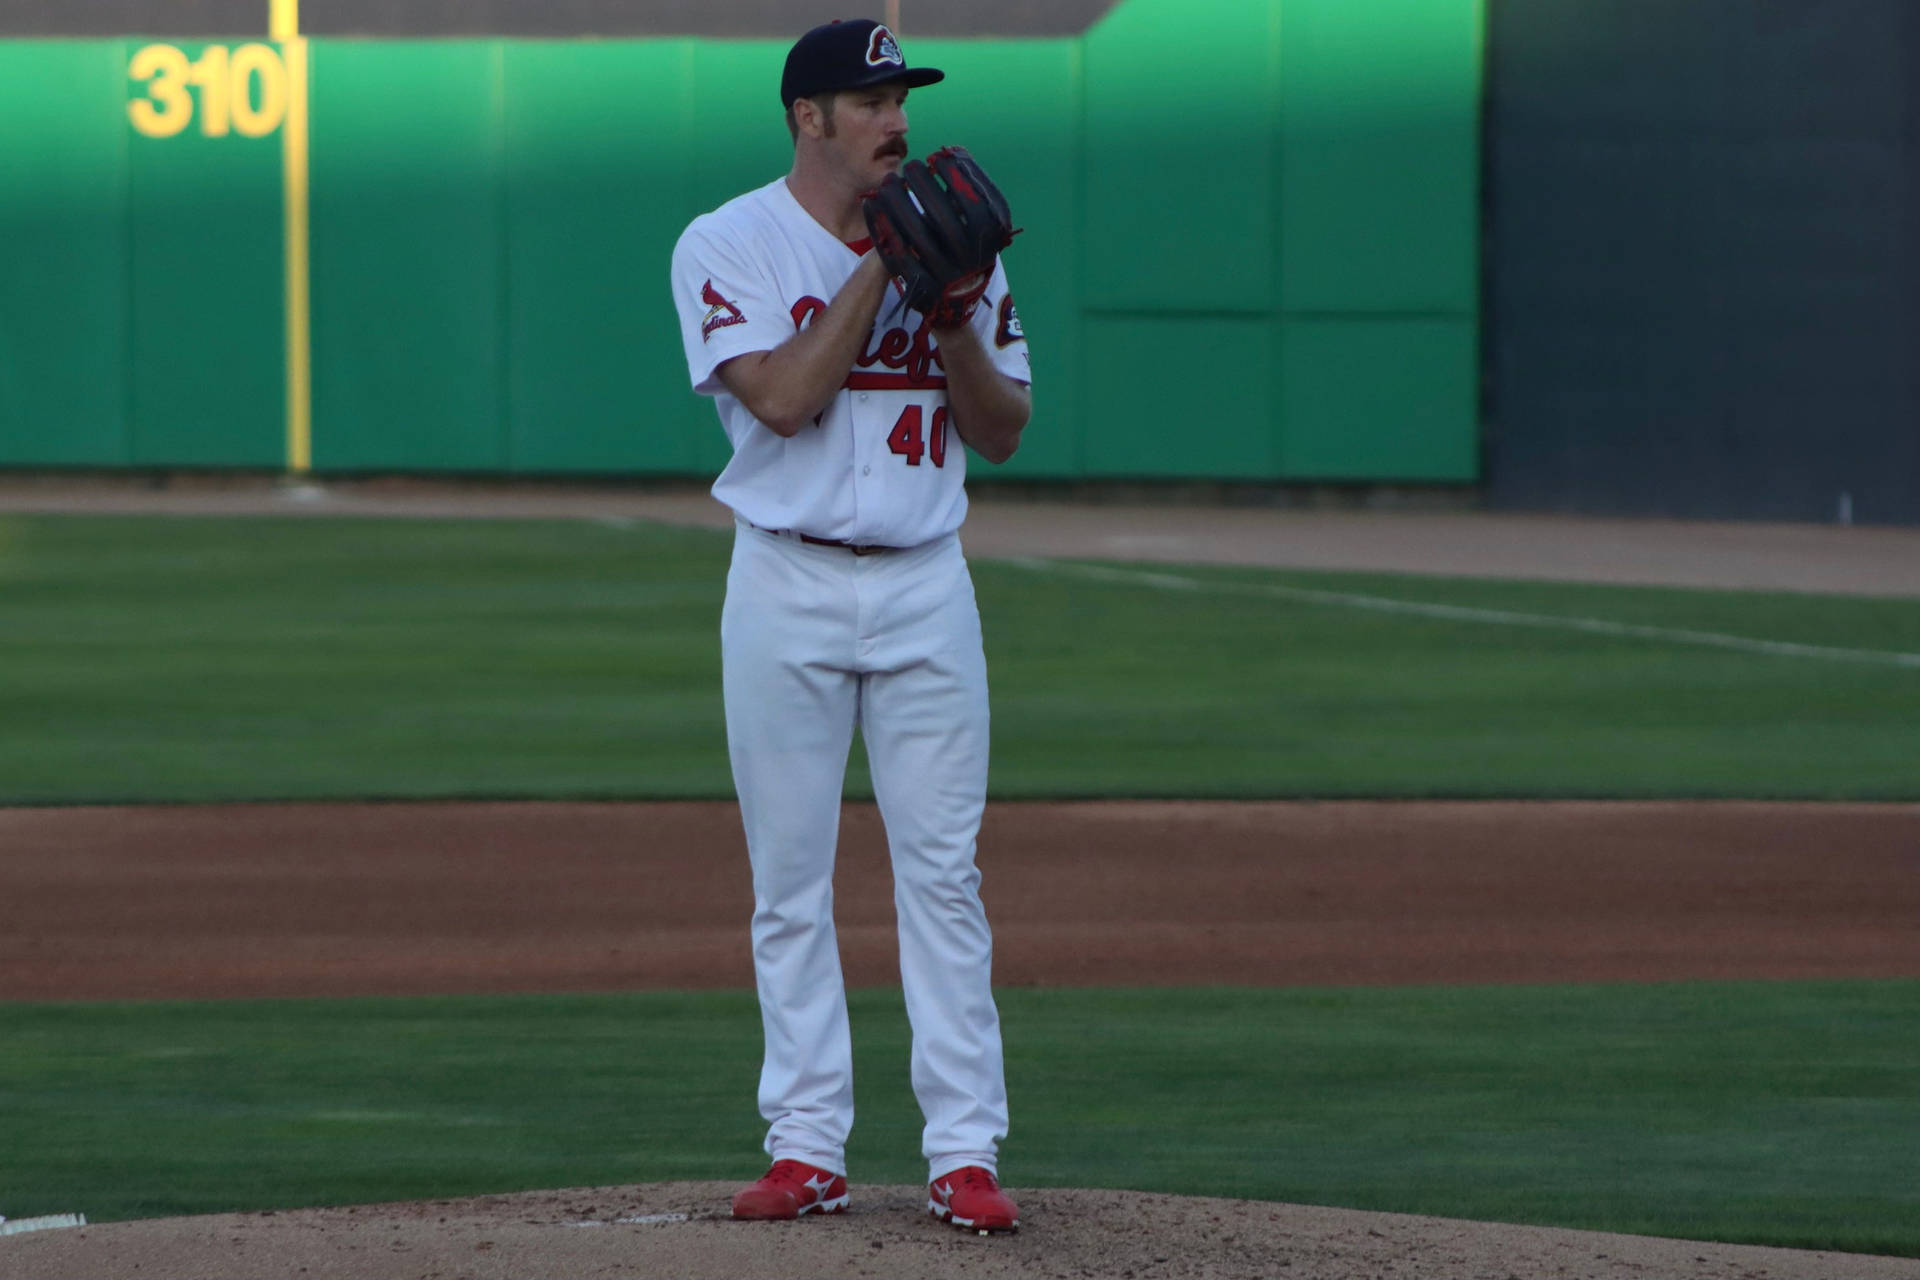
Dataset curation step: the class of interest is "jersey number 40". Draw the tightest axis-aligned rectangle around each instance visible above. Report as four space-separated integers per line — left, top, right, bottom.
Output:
888 405 950 468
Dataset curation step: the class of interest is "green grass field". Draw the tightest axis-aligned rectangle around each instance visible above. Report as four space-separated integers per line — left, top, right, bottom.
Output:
0 513 1915 803
2 512 1916 1255
3 982 1917 1256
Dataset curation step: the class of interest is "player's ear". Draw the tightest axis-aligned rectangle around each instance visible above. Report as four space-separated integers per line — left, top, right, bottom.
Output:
793 92 836 141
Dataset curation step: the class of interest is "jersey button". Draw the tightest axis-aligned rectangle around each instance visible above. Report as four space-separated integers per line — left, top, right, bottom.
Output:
862 466 872 476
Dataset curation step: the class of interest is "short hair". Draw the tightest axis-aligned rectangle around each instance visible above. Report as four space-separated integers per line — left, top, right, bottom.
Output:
786 92 837 143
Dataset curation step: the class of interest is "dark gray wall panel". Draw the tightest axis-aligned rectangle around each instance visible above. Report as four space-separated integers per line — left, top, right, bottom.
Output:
1486 0 1919 524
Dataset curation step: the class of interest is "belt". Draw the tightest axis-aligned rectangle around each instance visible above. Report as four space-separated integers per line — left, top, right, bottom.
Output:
748 522 899 555
798 533 896 555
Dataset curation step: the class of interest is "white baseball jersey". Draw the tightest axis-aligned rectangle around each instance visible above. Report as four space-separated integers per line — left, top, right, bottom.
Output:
672 177 1031 548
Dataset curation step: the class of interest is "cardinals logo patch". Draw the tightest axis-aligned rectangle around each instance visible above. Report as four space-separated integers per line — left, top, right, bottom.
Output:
700 279 747 341
867 25 904 68
995 294 1025 348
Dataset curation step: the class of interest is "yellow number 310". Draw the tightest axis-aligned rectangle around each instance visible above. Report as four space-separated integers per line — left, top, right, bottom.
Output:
129 43 289 139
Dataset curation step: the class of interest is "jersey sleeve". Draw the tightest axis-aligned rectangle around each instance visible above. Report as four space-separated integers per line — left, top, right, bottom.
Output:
670 219 792 398
973 257 1032 387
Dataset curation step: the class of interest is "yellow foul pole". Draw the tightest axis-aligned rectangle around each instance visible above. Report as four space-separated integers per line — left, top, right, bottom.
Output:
273 0 312 473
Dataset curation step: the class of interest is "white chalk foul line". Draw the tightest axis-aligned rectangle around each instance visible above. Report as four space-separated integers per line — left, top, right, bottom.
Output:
0 1214 87 1237
1002 559 1920 670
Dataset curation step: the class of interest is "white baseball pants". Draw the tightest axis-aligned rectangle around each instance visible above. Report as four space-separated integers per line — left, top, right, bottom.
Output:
721 520 1009 1181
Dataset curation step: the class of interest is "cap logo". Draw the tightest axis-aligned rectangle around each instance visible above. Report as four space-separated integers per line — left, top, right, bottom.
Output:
866 25 905 68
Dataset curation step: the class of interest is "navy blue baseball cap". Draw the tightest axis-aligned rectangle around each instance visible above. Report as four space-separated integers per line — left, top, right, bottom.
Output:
780 19 945 109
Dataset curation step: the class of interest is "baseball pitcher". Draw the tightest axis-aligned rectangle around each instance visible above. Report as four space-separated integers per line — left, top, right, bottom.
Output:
669 17 1031 1234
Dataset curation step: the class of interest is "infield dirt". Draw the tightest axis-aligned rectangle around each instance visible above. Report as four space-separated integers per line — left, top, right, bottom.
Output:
3 799 1917 1002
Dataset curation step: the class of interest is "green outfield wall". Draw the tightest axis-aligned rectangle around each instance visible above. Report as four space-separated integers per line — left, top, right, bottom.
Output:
0 0 1481 483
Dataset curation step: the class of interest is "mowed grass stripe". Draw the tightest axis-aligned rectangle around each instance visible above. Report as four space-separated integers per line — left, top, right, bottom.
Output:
1006 557 1920 668
0 513 1915 802
0 981 1915 1257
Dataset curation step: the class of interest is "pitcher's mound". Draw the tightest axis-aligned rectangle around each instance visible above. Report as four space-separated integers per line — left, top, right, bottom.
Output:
5 1183 1912 1280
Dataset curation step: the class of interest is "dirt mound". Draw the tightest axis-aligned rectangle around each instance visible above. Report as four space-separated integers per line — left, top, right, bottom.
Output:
7 1183 1915 1280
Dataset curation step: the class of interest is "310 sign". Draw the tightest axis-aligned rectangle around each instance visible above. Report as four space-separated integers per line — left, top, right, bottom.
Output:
128 43 290 138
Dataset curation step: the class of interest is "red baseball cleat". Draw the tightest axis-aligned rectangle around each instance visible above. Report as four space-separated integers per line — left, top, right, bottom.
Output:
730 1159 850 1220
928 1165 1020 1234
